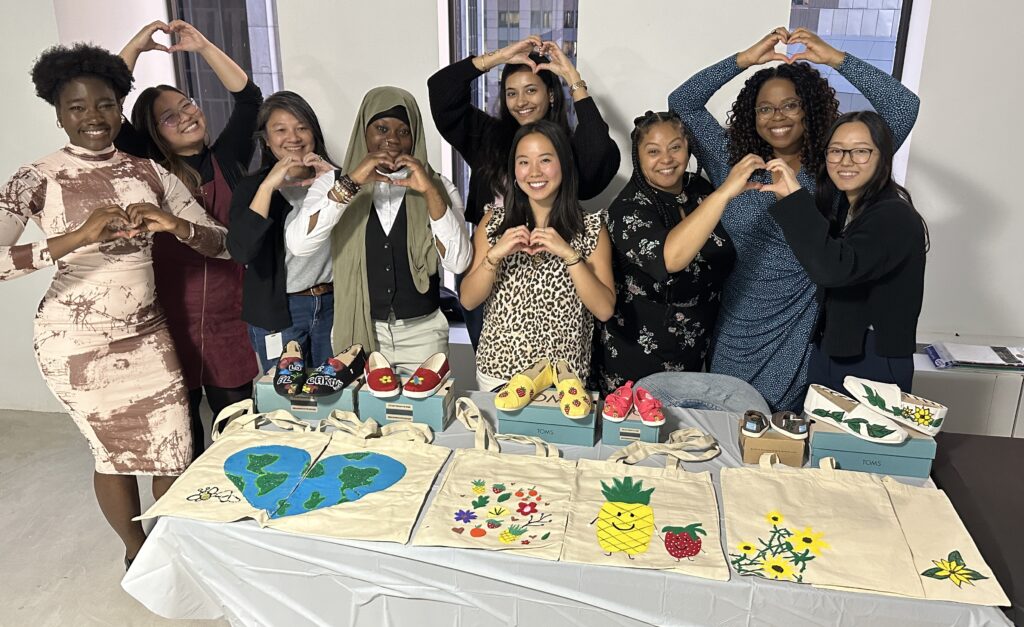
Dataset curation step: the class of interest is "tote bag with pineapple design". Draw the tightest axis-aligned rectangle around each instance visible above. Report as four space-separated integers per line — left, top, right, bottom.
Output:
411 397 578 560
559 429 730 581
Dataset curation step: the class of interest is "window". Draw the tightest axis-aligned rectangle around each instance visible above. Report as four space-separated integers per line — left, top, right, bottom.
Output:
789 0 913 113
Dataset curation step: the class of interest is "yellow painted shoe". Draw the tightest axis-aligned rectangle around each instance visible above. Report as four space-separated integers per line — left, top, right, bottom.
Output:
494 358 553 411
554 359 591 419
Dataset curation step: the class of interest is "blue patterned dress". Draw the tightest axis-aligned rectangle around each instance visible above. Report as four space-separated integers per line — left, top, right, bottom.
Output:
668 54 919 411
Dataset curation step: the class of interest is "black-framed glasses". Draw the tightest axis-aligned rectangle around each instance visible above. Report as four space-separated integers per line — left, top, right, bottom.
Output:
754 100 802 119
825 147 875 164
158 98 199 128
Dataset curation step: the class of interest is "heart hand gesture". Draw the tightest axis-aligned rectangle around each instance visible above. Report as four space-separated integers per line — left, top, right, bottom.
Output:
786 28 845 68
489 225 531 260
737 27 790 69
126 21 170 56
529 226 575 260
718 154 768 200
126 202 186 236
167 20 210 54
759 159 802 199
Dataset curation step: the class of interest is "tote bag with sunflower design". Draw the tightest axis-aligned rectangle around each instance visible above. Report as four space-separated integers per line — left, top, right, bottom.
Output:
411 398 579 560
559 429 730 582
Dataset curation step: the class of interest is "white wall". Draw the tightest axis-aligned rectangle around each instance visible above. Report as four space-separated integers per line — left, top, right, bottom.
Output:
275 0 445 168
905 1 1023 339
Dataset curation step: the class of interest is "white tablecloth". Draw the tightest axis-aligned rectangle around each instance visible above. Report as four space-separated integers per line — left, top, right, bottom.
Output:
122 396 1010 627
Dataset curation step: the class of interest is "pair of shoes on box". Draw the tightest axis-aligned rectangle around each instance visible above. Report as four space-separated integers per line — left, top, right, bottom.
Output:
742 410 809 440
601 380 665 427
365 351 450 400
274 341 367 397
802 375 948 444
494 358 592 420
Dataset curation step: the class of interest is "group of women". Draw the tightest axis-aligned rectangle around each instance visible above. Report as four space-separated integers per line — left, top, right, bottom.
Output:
0 21 927 565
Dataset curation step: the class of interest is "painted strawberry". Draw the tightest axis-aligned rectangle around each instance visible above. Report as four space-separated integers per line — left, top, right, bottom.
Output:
564 404 571 413
486 519 502 529
572 399 581 407
662 523 706 560
498 391 508 398
492 483 506 494
516 387 527 398
569 387 578 395
558 391 565 400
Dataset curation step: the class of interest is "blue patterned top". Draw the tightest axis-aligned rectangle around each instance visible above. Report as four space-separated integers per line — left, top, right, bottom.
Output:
668 54 919 410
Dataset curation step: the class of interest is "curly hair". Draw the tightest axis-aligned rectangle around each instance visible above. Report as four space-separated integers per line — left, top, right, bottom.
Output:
725 62 838 173
629 110 701 229
31 42 133 106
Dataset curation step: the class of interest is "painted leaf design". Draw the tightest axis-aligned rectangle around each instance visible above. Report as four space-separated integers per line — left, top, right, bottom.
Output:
303 491 326 510
921 566 946 579
932 417 944 428
246 453 279 475
343 452 371 460
226 472 245 492
863 385 888 411
472 495 491 509
844 418 866 434
866 424 896 439
961 568 988 581
255 472 289 496
541 532 551 540
948 550 965 566
812 408 844 422
497 492 512 503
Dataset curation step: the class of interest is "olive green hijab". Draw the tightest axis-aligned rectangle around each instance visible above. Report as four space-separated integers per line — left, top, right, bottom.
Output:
331 86 450 352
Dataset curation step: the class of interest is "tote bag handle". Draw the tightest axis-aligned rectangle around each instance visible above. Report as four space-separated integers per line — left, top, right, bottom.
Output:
758 453 837 471
320 410 380 438
606 428 720 470
455 397 559 457
211 401 311 441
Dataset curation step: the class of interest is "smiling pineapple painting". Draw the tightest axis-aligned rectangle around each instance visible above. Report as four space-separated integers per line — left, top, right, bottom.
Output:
594 477 656 558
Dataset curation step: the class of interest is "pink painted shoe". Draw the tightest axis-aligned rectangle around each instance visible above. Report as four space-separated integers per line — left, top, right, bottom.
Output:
601 380 634 423
634 387 665 427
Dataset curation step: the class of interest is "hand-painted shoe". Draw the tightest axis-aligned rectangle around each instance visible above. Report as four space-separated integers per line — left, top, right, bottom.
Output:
403 353 451 399
803 384 907 444
495 358 553 412
601 380 634 423
741 410 769 438
634 387 665 427
365 351 400 399
273 340 306 397
301 344 366 396
842 375 948 437
553 360 591 419
770 410 809 440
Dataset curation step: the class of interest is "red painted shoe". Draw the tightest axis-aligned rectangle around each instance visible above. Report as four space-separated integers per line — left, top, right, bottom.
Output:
403 353 450 399
634 387 665 427
365 351 400 399
601 380 634 423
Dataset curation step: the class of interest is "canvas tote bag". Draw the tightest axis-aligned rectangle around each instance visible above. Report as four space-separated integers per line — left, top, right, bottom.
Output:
560 429 730 581
262 410 451 544
411 397 578 560
721 454 923 596
139 400 330 525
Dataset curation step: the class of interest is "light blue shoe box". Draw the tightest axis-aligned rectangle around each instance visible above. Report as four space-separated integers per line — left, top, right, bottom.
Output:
357 377 455 433
494 389 600 447
253 373 357 422
809 418 937 478
601 408 661 447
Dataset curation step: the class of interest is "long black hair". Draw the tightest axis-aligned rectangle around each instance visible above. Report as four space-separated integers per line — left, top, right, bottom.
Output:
254 91 336 171
494 120 583 244
131 85 203 194
629 110 701 229
726 62 839 174
816 110 929 250
478 52 570 199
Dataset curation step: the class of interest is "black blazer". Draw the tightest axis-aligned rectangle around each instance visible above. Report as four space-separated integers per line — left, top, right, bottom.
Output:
769 187 926 358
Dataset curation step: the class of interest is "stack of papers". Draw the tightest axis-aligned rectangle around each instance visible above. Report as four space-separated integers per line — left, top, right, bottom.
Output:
924 342 1024 371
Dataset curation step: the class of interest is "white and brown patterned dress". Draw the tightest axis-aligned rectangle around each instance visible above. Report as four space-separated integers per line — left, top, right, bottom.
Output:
477 205 605 381
0 144 227 475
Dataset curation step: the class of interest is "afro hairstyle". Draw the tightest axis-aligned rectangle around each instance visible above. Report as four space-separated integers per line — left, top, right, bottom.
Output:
31 42 134 106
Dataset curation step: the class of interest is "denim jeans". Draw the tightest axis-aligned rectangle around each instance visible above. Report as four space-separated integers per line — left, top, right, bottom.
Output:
636 372 771 415
248 292 335 375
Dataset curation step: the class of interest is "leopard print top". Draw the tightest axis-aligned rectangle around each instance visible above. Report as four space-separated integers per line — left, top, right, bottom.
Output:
476 205 606 381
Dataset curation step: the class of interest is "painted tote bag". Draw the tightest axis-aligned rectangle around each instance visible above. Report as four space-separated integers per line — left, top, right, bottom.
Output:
412 398 578 560
880 477 1009 606
721 454 923 596
139 400 330 524
264 411 451 544
560 429 730 581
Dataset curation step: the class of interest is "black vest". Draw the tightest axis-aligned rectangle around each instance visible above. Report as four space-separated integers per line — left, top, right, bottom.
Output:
365 199 440 321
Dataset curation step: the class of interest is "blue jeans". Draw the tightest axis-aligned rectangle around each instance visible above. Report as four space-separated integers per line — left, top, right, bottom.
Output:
248 292 335 375
636 372 771 415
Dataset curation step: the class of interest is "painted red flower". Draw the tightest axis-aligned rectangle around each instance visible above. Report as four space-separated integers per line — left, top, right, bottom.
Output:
517 501 538 515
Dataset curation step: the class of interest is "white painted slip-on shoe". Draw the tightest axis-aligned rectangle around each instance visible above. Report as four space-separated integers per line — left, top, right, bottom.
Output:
803 384 908 444
842 376 948 437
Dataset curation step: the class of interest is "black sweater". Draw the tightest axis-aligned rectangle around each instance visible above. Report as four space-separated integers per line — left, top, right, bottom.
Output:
427 56 620 225
769 188 926 358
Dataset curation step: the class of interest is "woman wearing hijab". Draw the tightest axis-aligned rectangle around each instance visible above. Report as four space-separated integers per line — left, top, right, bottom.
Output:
285 86 471 372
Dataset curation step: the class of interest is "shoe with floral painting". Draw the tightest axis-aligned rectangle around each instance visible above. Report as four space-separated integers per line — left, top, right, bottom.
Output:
365 351 400 399
403 353 451 399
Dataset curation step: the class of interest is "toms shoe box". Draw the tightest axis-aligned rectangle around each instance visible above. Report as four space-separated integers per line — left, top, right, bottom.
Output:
357 377 455 433
739 419 806 467
809 418 936 478
496 389 600 447
602 409 661 447
254 373 358 422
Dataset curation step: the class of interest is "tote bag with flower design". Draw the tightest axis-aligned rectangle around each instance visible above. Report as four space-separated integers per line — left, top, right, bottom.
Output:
559 429 730 582
411 398 578 560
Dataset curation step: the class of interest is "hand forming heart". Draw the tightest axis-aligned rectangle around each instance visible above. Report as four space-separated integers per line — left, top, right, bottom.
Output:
738 26 845 69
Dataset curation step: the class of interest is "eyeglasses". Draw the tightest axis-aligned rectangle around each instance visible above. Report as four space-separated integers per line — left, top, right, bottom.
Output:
754 100 802 119
158 98 199 128
825 147 875 164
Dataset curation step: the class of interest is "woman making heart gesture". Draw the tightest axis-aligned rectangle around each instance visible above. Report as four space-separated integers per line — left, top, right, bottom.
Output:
428 35 620 349
668 26 920 411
